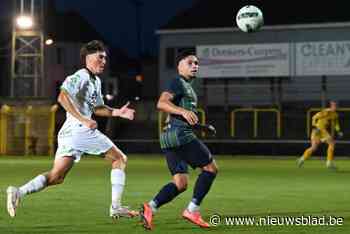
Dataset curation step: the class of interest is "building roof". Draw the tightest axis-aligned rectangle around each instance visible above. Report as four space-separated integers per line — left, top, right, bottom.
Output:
161 0 350 30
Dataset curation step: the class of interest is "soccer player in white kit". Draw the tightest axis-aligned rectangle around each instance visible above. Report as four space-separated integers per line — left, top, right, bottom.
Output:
6 40 138 218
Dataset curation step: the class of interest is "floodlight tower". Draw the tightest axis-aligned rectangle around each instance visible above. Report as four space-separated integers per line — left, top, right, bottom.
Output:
11 0 44 97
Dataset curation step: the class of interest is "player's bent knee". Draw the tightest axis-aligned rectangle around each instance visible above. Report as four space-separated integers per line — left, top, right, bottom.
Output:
174 181 188 192
207 167 218 175
310 146 318 152
112 157 127 170
173 176 188 192
108 147 128 170
202 162 218 174
119 160 127 170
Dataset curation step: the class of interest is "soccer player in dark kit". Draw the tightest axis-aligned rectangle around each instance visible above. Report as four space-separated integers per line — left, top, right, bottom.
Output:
140 51 218 230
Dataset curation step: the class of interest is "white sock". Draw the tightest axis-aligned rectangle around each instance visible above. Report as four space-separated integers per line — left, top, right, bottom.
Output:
19 174 47 198
187 201 200 212
148 200 158 213
111 168 125 208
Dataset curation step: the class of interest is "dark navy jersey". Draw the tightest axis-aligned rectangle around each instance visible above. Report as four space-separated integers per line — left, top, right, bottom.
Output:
160 75 198 149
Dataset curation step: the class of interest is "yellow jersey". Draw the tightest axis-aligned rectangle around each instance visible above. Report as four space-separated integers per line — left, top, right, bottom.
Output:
312 108 340 132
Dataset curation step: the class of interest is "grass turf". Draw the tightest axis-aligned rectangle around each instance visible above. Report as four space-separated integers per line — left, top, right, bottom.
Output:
0 155 350 234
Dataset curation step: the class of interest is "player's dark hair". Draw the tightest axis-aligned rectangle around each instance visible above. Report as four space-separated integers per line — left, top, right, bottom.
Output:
176 50 196 66
80 40 107 67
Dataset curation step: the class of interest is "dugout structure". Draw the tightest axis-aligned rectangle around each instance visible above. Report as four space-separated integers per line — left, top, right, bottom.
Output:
0 104 58 155
158 108 206 138
230 108 281 138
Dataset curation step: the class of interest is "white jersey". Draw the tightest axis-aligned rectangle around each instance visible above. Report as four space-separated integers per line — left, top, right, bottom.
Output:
61 68 104 124
55 68 114 162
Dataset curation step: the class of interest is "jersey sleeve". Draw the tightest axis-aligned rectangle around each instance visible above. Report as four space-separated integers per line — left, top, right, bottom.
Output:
164 78 184 99
60 74 83 97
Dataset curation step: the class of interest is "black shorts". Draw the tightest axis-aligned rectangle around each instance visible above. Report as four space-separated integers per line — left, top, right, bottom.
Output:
162 138 213 175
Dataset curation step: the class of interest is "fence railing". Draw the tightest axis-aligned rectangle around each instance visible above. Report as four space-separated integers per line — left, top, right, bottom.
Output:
0 104 58 155
230 108 281 138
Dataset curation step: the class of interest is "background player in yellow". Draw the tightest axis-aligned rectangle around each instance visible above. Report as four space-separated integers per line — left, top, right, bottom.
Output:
297 101 343 170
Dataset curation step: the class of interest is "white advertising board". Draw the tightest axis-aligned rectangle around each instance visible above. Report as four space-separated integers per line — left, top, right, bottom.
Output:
196 43 290 78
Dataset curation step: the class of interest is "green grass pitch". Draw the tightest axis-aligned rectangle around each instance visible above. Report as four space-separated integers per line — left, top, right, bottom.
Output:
1 155 350 234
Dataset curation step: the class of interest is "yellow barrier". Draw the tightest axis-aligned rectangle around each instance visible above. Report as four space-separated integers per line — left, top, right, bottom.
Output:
0 105 27 155
49 105 59 156
158 108 206 138
0 104 58 155
230 108 281 138
25 106 33 155
0 105 10 154
306 107 350 137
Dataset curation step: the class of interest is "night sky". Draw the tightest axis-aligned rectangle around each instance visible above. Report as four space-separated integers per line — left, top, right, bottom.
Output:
54 0 195 58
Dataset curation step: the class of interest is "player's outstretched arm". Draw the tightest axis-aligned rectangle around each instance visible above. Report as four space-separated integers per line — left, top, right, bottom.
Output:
94 105 113 117
334 117 343 138
94 102 135 120
113 102 135 120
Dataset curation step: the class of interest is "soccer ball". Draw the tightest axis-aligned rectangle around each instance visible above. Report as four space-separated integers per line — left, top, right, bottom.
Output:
236 5 264 33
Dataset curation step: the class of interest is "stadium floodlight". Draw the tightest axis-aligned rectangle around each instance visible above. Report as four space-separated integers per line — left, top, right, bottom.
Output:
16 15 34 30
45 38 53 45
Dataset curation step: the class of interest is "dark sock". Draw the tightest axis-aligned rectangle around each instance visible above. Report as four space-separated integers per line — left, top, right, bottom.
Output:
192 171 216 205
153 182 181 208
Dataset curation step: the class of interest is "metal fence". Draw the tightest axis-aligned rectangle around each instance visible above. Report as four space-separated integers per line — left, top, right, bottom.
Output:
0 104 58 155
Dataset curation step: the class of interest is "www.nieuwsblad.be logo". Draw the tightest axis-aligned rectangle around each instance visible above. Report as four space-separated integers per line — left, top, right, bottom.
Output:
209 214 344 226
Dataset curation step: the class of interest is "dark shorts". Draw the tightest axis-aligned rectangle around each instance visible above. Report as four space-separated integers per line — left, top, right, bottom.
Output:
162 138 213 175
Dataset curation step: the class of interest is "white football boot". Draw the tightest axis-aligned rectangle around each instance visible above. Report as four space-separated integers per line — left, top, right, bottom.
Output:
7 186 21 217
326 160 337 171
296 157 304 168
109 205 139 219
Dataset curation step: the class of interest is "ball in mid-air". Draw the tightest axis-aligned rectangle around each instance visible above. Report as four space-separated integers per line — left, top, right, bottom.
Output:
236 5 264 33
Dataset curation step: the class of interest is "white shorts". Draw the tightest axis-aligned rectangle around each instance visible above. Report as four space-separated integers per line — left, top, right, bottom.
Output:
55 122 115 162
